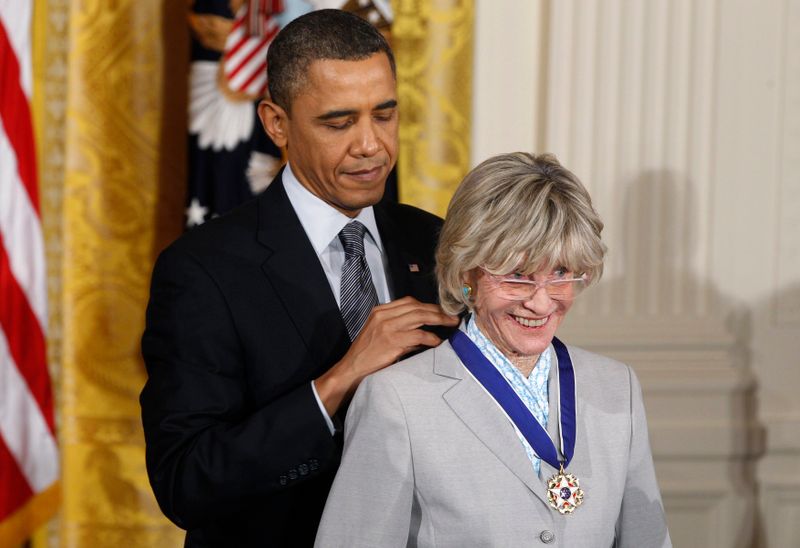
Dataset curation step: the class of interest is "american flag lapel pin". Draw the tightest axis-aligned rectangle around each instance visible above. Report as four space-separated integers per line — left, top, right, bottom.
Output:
408 263 420 272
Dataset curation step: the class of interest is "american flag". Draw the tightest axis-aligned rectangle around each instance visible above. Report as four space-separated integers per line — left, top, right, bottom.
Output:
222 0 282 99
186 0 285 228
0 1 59 544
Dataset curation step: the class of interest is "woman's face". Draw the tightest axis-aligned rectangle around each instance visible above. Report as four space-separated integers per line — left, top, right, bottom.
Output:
469 267 575 361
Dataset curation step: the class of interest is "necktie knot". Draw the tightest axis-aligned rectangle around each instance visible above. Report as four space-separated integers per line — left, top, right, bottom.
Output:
339 221 368 258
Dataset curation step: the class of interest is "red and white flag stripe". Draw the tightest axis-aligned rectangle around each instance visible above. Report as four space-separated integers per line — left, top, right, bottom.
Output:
0 0 59 543
222 1 282 98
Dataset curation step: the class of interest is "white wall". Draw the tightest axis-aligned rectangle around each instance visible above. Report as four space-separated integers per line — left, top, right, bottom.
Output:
472 1 800 546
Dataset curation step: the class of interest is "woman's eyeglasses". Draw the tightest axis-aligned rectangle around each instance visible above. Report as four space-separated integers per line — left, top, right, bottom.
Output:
480 268 587 301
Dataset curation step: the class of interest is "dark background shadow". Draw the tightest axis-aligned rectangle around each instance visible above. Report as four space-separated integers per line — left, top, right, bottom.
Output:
749 280 800 547
153 2 190 259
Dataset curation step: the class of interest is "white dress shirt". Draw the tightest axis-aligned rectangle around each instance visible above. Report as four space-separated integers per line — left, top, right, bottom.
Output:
282 163 392 304
282 163 393 433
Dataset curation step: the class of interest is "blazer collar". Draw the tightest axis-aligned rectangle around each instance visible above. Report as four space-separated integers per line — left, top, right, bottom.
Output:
435 342 551 505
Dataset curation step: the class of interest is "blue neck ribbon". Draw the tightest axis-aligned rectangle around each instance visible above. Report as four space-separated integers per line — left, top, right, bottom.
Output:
449 330 577 470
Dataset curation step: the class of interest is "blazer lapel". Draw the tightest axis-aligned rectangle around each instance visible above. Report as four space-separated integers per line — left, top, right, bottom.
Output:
256 176 350 370
540 357 564 486
436 344 550 505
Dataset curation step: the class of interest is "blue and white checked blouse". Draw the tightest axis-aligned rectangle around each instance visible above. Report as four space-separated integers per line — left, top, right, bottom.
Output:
464 315 552 476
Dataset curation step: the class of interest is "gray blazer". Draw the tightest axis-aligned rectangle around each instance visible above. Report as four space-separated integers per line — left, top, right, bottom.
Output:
315 341 671 548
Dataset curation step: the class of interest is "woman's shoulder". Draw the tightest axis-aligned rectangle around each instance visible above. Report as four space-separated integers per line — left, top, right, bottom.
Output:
561 342 637 389
563 343 628 369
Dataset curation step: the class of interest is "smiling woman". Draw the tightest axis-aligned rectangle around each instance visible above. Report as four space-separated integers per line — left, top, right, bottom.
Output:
315 152 673 548
466 266 586 374
438 152 606 374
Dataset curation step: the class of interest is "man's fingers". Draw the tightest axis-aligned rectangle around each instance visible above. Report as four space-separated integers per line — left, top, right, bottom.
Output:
402 329 443 350
389 310 457 332
321 303 456 414
371 295 421 311
363 329 443 366
369 300 459 329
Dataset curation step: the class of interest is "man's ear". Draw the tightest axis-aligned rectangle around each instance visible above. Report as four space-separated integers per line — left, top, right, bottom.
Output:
258 100 289 148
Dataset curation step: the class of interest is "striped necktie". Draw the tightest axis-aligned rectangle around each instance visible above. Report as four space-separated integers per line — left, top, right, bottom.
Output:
339 221 380 340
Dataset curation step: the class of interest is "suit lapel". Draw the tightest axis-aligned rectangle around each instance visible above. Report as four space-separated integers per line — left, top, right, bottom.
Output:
374 205 435 301
253 180 438 372
256 176 350 370
436 344 550 505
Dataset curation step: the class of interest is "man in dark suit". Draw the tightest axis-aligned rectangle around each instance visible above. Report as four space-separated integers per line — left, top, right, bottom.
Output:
140 9 459 547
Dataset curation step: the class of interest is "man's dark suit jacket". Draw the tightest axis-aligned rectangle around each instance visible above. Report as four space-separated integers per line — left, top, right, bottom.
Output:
140 175 443 547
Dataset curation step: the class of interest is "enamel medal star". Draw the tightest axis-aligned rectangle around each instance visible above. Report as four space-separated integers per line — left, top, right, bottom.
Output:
547 465 584 514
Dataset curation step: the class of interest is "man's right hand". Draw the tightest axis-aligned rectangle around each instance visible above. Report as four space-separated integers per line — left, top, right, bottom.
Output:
314 296 459 416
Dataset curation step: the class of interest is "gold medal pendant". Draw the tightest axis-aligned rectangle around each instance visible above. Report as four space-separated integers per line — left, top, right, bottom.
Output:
547 465 584 514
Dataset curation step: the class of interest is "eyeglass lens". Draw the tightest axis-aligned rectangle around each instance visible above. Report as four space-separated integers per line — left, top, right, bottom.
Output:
499 279 585 300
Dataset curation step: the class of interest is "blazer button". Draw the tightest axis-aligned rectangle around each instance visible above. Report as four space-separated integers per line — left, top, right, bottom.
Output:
309 459 319 471
288 469 298 480
279 475 287 486
298 464 309 476
539 530 555 544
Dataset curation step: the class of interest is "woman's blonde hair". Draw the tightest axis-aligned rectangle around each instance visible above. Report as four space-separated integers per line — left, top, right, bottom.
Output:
436 152 607 315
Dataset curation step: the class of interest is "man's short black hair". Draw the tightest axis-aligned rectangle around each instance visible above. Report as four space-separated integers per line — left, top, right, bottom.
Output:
267 9 396 112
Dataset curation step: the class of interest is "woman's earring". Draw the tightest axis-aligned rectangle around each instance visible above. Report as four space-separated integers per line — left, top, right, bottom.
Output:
462 283 473 299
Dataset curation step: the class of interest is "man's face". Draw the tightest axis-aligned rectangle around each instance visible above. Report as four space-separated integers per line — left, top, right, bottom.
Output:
263 53 398 217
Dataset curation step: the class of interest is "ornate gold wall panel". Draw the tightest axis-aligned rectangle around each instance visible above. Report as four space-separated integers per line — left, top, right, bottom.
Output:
34 0 68 419
32 1 70 543
60 1 186 545
393 0 474 217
